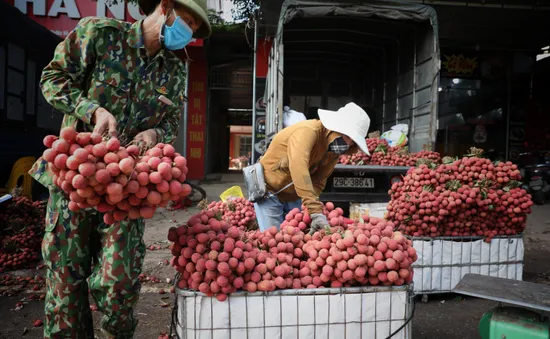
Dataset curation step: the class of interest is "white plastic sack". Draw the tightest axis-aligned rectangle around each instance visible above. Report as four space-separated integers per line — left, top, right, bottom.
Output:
391 124 409 135
283 106 307 128
176 286 412 339
349 202 388 221
381 130 408 147
411 236 524 294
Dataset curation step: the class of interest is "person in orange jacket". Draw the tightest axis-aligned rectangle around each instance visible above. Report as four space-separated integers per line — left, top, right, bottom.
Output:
255 102 371 233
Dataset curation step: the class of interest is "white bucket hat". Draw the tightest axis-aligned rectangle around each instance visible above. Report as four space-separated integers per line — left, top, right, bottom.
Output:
318 102 371 155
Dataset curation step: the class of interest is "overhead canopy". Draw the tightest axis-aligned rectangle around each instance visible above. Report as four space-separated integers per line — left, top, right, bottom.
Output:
273 0 440 84
271 0 439 97
261 0 550 52
277 0 438 41
261 0 441 152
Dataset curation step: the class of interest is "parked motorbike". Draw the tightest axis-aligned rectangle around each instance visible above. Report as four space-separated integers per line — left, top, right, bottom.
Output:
523 164 549 204
518 151 550 205
184 180 207 205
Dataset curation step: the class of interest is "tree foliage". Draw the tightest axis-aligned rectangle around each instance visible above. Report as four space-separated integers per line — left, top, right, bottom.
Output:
94 0 258 25
208 8 225 27
100 0 136 6
230 0 259 22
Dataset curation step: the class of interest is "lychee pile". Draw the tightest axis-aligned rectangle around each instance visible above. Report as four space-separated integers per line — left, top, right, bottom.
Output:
41 127 192 224
168 201 417 301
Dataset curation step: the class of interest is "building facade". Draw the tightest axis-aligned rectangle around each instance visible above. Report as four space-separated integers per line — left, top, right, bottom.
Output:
3 0 209 181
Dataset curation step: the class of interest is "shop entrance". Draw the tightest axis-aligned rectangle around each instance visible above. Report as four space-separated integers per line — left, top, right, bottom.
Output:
228 122 253 171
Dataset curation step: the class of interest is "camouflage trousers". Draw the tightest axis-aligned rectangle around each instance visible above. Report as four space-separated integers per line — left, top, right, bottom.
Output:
42 189 146 339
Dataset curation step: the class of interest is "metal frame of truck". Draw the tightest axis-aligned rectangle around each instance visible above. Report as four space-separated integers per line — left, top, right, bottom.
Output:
255 0 441 206
261 0 440 151
321 164 410 203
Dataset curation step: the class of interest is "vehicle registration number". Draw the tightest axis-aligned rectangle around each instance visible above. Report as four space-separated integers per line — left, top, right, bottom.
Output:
333 177 375 188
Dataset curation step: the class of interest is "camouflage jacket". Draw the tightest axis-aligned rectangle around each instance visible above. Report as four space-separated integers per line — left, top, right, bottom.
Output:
30 17 186 189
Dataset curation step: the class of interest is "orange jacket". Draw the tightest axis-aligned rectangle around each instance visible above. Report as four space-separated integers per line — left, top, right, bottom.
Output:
259 120 358 214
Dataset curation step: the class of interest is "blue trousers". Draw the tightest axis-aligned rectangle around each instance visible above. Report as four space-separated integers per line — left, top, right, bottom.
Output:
254 196 302 231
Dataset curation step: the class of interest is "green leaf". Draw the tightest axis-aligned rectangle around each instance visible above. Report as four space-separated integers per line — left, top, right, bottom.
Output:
505 180 522 190
481 190 488 199
441 156 455 164
464 146 484 158
423 184 435 193
445 180 462 191
230 0 259 22
374 144 388 154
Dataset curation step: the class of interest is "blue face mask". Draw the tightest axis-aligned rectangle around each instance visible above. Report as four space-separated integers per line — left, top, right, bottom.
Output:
162 12 194 50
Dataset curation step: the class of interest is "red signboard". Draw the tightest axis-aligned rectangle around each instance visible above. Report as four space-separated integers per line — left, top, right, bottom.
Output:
255 38 273 78
6 0 202 46
185 47 207 180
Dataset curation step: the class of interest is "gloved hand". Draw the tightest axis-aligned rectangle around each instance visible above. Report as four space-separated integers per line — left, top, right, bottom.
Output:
309 213 329 235
134 129 158 147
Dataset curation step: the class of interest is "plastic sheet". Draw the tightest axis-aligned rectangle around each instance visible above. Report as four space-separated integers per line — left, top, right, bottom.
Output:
175 286 412 339
411 235 524 294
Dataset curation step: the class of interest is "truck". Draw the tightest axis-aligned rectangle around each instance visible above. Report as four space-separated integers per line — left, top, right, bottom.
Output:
258 0 440 215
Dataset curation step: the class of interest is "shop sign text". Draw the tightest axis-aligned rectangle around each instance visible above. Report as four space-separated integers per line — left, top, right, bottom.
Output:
442 53 480 78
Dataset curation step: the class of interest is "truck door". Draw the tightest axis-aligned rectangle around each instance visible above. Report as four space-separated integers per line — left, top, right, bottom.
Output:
265 38 284 138
407 25 440 152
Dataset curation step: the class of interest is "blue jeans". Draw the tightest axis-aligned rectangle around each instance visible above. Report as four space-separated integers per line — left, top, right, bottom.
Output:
254 196 302 231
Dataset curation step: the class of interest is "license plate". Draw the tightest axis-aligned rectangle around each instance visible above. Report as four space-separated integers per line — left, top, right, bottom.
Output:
333 177 375 188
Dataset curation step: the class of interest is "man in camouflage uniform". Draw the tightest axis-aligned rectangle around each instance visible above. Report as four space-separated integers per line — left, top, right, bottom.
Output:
29 0 211 337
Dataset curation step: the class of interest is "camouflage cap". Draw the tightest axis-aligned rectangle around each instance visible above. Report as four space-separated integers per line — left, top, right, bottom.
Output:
139 0 212 39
